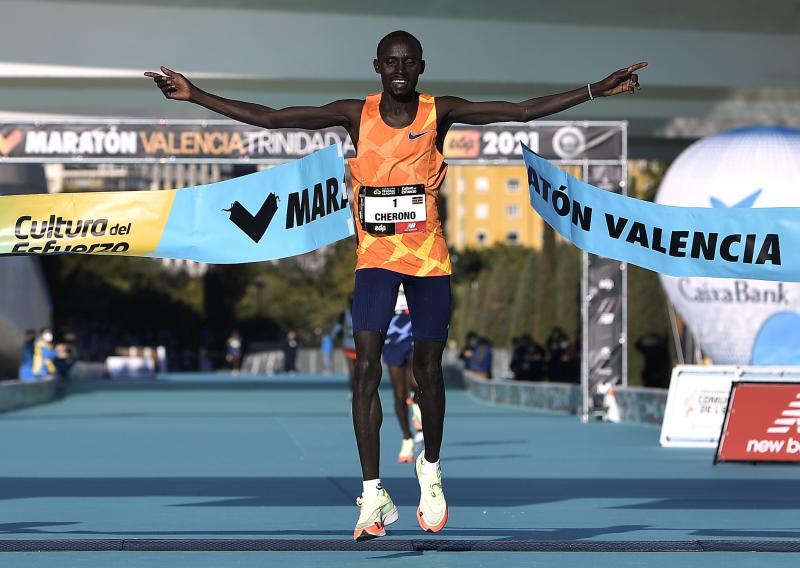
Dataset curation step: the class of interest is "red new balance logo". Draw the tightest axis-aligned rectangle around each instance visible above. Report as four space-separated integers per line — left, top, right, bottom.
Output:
716 383 800 463
766 392 800 434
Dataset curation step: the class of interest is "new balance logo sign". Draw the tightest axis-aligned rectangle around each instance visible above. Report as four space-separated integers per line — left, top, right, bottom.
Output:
598 313 615 325
744 391 800 455
746 439 798 454
766 392 800 434
715 383 800 463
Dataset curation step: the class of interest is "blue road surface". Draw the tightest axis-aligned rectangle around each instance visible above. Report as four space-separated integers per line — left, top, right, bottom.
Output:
1 372 799 567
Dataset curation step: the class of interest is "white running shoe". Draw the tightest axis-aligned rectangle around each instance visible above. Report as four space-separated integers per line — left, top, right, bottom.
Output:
353 487 398 542
415 453 448 532
398 438 415 463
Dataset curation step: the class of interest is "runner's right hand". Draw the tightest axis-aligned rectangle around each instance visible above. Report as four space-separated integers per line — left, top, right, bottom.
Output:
144 66 193 101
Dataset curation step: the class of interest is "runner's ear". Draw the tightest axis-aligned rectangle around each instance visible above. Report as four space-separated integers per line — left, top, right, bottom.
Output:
419 60 425 75
373 58 380 74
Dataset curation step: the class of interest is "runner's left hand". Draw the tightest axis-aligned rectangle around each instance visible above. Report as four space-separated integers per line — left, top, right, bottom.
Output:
592 62 648 97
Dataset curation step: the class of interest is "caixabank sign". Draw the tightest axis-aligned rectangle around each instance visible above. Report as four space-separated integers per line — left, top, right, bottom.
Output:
715 381 800 463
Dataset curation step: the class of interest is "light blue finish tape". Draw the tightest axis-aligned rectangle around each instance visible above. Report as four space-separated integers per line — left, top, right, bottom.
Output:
154 145 353 263
522 145 795 281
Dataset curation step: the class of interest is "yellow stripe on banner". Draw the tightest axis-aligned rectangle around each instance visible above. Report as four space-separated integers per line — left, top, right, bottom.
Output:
0 190 176 256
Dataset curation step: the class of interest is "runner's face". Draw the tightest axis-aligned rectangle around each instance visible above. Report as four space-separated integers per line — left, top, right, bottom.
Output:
374 38 424 100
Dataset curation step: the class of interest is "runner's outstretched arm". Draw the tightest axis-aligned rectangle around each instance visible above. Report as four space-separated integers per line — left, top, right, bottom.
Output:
436 62 647 136
144 66 362 134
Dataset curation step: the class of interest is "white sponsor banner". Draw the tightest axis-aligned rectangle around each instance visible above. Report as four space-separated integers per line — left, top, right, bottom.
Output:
105 355 155 380
660 365 800 447
657 126 800 365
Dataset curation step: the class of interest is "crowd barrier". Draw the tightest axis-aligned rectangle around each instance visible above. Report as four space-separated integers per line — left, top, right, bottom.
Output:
462 370 582 414
241 349 351 375
241 348 470 388
613 386 669 425
462 370 668 425
0 375 60 413
66 361 106 381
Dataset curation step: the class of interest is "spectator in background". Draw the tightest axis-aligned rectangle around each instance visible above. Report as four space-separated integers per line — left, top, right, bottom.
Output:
282 330 299 373
635 332 671 388
32 327 56 379
467 336 493 379
546 327 570 382
459 331 478 368
509 338 522 378
225 330 243 374
53 342 74 378
321 331 334 375
510 334 546 381
562 336 581 384
18 329 37 382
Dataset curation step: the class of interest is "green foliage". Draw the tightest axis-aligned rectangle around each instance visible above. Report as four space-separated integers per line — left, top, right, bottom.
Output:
508 249 537 339
451 243 569 346
450 236 583 348
533 226 557 342
43 229 672 380
236 239 358 343
41 254 204 347
553 241 582 340
627 264 674 386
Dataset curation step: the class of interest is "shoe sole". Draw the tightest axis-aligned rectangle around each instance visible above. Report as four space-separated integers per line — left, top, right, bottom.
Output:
414 459 448 533
417 504 448 532
354 506 399 542
398 456 414 463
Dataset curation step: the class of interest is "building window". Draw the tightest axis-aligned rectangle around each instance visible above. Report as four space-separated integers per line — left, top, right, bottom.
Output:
506 204 520 218
506 178 520 193
475 177 489 193
476 230 488 246
507 231 519 245
475 203 489 219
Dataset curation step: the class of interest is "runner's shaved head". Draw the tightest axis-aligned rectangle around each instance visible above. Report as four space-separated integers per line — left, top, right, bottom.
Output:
377 30 423 59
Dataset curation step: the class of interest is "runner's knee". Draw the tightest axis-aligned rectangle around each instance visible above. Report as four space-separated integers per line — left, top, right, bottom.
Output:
353 352 382 397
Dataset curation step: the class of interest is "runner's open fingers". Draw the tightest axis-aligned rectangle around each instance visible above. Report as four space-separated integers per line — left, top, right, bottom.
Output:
627 62 648 73
145 73 178 96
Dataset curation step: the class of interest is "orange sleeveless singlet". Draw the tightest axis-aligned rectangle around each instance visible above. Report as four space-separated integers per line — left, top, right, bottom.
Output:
348 93 452 277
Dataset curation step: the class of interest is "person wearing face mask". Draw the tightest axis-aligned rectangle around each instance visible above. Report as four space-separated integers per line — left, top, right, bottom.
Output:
32 327 57 379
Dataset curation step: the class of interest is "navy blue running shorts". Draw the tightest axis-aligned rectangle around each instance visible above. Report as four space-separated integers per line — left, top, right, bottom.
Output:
352 268 451 342
383 339 413 367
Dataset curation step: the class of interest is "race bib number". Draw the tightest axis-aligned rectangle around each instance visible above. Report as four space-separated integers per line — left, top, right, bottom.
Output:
359 185 427 236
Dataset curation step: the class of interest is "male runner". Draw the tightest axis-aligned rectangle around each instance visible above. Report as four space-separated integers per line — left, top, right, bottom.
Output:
382 285 422 463
146 31 645 541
